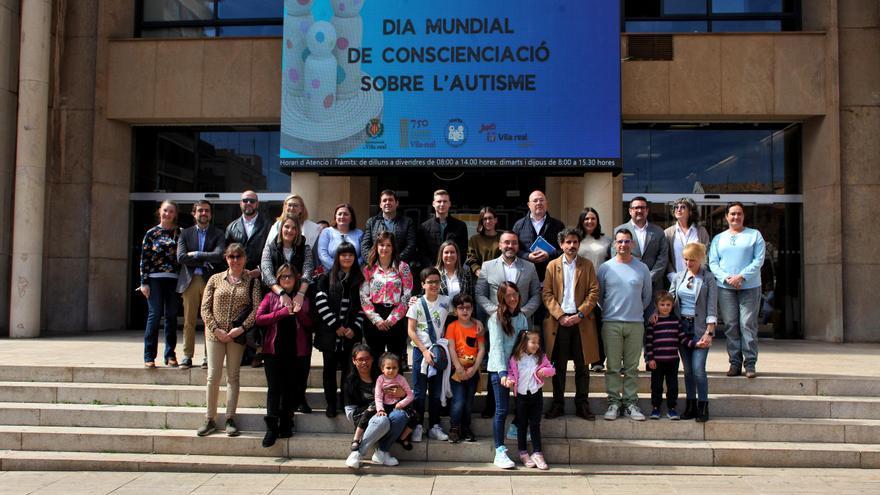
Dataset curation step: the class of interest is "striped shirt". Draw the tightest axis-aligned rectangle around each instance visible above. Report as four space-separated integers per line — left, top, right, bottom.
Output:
315 281 365 335
645 314 690 362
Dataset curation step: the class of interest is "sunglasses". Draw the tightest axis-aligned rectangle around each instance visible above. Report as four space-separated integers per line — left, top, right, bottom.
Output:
240 198 257 204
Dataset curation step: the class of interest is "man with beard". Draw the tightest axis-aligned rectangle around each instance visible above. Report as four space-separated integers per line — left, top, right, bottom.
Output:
177 200 225 369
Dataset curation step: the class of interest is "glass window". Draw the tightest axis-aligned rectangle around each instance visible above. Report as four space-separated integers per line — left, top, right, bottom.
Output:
625 20 708 33
216 0 282 19
663 0 707 14
216 25 283 37
711 20 782 31
142 0 213 21
133 127 290 193
621 125 801 194
712 0 783 13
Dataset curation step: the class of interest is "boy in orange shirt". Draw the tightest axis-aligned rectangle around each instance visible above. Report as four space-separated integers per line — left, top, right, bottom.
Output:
446 294 486 443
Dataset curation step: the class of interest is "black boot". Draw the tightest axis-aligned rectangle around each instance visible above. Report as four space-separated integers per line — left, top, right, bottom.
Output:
262 416 279 448
279 413 294 438
680 399 697 420
695 401 709 423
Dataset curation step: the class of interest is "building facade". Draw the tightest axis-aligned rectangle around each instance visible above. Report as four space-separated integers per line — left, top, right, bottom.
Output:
0 1 878 342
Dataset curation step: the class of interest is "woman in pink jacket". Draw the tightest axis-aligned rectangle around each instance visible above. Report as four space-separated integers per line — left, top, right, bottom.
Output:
255 263 313 448
506 329 555 470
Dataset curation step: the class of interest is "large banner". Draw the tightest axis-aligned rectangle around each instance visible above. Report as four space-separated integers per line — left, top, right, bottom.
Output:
280 0 620 170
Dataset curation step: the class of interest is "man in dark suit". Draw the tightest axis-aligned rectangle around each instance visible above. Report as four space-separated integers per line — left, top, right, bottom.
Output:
613 196 668 297
475 231 541 319
225 190 271 279
361 189 418 265
417 189 469 269
177 200 225 369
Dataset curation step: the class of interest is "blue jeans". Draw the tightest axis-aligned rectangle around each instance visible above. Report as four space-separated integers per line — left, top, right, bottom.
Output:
450 371 479 429
680 319 709 401
357 409 408 455
489 372 510 448
718 287 761 370
144 277 179 362
411 348 442 427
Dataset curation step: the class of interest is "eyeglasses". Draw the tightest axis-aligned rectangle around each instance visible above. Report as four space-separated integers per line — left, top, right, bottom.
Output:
674 204 689 211
687 275 695 290
615 239 632 245
240 198 257 204
279 274 293 280
226 254 243 260
354 357 371 363
424 279 440 285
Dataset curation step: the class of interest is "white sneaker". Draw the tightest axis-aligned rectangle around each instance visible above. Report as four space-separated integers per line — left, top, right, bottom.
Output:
429 424 448 441
345 451 361 469
493 446 516 469
411 424 423 442
625 404 646 421
371 449 399 466
604 404 620 421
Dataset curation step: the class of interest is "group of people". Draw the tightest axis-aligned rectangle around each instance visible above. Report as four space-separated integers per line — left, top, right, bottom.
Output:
138 188 766 469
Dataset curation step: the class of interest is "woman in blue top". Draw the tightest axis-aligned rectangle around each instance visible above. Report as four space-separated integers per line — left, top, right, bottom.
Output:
670 242 717 422
708 202 765 379
487 281 529 469
317 203 364 271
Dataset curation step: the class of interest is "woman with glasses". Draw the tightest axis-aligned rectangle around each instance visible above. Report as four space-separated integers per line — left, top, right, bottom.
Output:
709 202 766 379
314 242 365 418
255 263 314 447
266 194 323 249
669 242 717 422
198 243 262 437
664 198 710 283
261 213 315 411
359 231 413 369
317 203 364 271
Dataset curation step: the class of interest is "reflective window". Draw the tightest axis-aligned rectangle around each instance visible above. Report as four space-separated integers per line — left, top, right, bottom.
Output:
137 0 282 38
712 20 782 31
622 125 801 194
664 0 708 14
625 21 708 33
712 0 783 13
133 127 289 193
623 0 800 32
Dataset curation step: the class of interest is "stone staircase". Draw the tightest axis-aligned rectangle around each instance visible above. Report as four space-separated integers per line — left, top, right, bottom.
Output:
1 364 879 474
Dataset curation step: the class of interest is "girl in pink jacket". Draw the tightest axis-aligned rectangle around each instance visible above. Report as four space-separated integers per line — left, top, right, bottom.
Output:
506 330 555 470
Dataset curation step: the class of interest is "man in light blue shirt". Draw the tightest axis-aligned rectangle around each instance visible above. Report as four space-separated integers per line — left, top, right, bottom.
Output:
597 229 652 421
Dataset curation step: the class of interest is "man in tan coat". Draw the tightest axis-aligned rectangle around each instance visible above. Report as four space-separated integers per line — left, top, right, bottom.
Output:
542 227 600 420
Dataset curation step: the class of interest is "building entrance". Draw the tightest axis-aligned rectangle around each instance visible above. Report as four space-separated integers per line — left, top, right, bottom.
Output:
627 194 803 339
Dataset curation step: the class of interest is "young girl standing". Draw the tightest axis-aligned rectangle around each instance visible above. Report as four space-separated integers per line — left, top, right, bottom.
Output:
506 330 555 470
488 281 530 469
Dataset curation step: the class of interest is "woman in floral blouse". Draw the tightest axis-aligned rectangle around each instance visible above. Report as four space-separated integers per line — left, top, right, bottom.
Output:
359 231 413 370
138 200 180 369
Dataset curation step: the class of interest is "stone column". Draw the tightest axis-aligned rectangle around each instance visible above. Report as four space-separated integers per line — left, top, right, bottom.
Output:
0 0 21 336
9 0 51 338
290 171 320 214
583 172 623 230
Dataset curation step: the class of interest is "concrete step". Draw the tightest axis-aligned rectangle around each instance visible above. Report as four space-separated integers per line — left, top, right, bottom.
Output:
3 381 880 420
1 427 878 469
2 402 879 444
1 364 876 397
